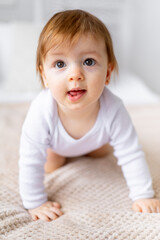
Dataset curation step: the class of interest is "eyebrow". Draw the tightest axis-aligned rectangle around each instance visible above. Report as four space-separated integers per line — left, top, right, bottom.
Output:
80 51 101 57
48 50 101 58
49 52 64 56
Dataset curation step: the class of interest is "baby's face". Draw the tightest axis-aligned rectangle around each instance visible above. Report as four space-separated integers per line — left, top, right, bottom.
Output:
41 34 112 112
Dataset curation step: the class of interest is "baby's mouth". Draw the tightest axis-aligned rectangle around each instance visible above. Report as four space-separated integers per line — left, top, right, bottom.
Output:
67 89 86 96
67 88 86 101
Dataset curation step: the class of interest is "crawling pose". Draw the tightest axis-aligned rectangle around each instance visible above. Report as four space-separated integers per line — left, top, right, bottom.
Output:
19 9 160 222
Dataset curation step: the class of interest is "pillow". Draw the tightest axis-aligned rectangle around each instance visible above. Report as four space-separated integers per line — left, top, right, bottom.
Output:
108 72 160 105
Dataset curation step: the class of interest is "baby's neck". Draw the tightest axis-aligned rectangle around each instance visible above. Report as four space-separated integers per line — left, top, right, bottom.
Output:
58 101 100 121
57 101 100 139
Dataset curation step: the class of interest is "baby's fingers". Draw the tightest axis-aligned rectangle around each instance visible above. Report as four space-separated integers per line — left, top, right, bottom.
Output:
28 210 39 221
156 206 160 213
37 212 51 222
50 207 64 216
133 203 152 213
52 202 61 208
43 210 58 221
132 203 142 212
29 211 57 222
30 213 39 221
132 198 160 213
150 202 160 213
141 205 152 213
29 211 49 222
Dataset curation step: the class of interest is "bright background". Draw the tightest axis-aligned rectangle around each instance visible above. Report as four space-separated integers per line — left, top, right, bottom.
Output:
0 0 160 104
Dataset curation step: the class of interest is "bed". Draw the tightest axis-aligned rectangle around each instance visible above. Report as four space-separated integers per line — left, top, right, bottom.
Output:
1 74 160 239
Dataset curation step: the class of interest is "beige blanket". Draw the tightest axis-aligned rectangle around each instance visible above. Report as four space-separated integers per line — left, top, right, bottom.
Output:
1 103 160 240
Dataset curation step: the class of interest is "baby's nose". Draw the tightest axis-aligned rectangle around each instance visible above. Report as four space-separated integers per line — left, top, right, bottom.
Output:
68 65 84 81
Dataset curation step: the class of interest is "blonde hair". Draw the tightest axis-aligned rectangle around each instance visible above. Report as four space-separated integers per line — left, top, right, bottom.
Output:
36 9 118 87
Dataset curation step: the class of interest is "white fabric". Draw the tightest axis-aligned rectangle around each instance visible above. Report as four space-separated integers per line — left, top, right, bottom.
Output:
108 72 160 105
19 87 154 209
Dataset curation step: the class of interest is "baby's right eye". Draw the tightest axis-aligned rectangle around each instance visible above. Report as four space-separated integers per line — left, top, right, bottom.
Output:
55 61 66 68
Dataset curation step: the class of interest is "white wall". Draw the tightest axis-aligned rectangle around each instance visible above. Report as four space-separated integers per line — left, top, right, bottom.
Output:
126 0 160 94
0 0 34 21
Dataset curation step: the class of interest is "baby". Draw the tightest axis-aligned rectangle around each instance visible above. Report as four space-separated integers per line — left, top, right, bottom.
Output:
19 9 160 222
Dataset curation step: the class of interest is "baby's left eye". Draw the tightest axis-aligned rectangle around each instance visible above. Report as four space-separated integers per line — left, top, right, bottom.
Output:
83 58 95 66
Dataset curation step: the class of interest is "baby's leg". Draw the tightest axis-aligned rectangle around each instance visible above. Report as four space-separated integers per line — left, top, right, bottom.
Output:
86 143 113 158
44 149 66 173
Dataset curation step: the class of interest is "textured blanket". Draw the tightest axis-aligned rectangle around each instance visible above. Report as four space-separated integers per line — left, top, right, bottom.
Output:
1 103 160 240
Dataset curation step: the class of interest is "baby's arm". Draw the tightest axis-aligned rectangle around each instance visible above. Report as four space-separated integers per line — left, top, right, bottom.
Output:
19 97 63 221
109 101 158 211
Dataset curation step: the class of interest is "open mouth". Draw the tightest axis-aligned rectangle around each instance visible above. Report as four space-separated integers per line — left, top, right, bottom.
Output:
67 89 86 101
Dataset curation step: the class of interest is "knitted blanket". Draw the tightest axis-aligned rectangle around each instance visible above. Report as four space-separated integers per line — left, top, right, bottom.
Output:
1 103 160 240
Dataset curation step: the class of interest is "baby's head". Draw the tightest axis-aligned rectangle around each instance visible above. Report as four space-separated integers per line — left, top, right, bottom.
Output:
36 9 118 87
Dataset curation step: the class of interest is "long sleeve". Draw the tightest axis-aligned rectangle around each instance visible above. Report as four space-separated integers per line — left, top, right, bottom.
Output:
19 94 53 209
109 102 154 201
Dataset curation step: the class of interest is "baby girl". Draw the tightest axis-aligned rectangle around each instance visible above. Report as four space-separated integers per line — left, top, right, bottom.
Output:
19 9 160 222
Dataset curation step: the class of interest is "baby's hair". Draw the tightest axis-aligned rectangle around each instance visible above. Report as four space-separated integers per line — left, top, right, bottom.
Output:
36 9 118 87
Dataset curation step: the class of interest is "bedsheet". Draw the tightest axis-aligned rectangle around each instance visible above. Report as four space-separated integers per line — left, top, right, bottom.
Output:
0 103 160 240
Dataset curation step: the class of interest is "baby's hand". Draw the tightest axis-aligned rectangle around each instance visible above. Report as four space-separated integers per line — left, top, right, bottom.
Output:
28 201 64 222
132 198 160 213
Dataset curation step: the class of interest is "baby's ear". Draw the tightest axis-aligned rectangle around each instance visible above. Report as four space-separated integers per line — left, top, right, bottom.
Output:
39 65 48 88
105 64 113 85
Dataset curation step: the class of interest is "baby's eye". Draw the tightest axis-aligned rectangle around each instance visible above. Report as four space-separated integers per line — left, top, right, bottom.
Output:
83 58 95 66
55 61 66 68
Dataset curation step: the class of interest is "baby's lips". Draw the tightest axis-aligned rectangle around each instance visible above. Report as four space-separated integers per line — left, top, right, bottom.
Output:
67 89 86 96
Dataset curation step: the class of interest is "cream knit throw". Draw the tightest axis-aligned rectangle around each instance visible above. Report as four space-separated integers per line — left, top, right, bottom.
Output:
1 103 160 240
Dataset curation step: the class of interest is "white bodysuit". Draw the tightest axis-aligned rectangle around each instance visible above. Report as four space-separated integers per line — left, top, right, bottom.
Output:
19 87 154 209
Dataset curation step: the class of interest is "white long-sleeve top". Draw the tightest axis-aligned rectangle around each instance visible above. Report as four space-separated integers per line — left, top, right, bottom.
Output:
19 87 154 209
